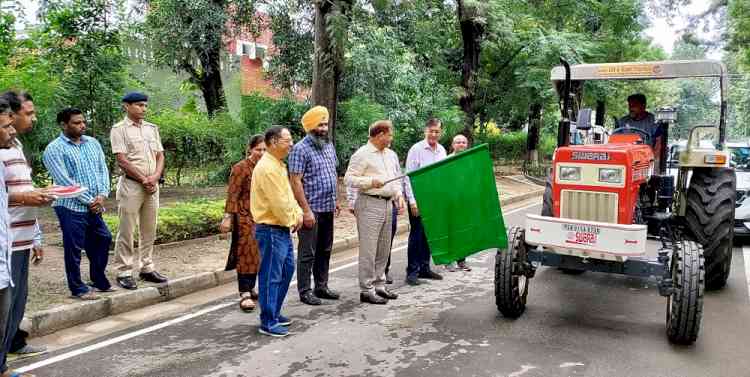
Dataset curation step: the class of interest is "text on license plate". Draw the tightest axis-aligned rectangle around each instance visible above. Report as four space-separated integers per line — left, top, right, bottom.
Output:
563 223 600 246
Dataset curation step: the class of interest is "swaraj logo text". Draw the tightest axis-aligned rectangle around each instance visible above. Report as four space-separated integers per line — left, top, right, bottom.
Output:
571 152 610 161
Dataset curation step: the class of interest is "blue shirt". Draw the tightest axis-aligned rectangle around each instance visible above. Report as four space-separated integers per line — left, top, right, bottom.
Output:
42 134 110 213
0 163 13 289
288 135 338 212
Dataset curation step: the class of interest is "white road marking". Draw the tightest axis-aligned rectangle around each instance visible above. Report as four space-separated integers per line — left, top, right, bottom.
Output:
15 254 381 373
17 200 542 373
743 246 750 301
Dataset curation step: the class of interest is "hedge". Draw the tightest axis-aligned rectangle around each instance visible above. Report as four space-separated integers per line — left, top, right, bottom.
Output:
103 199 225 246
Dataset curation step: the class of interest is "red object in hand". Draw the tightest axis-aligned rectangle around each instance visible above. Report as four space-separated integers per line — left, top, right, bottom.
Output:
47 185 81 194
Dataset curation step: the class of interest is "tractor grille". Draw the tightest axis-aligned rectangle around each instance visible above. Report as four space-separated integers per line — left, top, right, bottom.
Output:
560 190 619 223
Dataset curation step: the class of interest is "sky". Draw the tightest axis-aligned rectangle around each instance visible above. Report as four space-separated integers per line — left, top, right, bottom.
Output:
16 0 719 58
642 0 723 59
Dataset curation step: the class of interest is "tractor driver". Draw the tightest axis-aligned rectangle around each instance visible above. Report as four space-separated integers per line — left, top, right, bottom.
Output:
619 93 665 165
619 93 659 142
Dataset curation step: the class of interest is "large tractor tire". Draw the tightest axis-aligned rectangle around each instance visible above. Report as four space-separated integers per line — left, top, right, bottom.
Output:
541 176 553 216
495 227 529 318
666 240 704 345
684 168 735 290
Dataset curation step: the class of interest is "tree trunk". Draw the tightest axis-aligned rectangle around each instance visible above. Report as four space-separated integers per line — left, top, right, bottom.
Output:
312 0 349 145
198 41 227 116
526 103 542 167
457 0 484 145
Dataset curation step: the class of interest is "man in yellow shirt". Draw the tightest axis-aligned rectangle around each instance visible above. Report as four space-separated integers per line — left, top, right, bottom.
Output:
251 126 303 337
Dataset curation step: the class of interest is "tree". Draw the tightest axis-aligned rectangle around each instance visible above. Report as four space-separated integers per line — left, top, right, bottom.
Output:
140 0 262 116
41 0 129 141
311 0 353 143
0 0 21 66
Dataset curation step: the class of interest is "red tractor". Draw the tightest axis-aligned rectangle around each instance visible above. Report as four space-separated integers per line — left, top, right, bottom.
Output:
495 59 735 345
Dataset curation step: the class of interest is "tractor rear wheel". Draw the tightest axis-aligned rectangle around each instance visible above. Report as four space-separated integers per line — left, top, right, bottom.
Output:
495 227 529 318
684 168 735 290
666 240 704 345
541 176 553 216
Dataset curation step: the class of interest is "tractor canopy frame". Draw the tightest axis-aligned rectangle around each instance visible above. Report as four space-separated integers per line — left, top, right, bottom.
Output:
550 60 729 148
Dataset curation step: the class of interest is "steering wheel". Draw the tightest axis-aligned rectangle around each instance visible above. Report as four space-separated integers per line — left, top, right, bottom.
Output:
611 126 651 145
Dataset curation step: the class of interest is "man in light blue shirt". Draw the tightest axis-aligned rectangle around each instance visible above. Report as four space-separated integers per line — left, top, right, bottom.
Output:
404 118 447 285
43 108 112 300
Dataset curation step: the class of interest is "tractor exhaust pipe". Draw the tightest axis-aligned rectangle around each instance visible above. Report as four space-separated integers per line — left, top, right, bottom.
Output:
558 58 572 147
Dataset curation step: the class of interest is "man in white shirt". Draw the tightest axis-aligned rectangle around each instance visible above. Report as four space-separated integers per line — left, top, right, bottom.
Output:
345 120 404 304
404 118 447 285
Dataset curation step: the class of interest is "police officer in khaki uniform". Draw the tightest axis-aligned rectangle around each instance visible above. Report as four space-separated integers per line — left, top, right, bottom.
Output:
110 92 167 290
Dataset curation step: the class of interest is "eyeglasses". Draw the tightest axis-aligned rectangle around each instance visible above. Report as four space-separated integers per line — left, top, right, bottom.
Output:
277 138 293 144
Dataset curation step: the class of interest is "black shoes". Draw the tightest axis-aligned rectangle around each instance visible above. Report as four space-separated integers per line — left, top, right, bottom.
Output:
116 276 137 290
139 271 168 283
418 270 443 280
300 290 322 306
405 276 421 286
360 292 388 305
375 288 398 300
314 288 340 300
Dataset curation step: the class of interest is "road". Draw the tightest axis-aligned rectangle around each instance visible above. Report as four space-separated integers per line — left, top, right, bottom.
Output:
12 199 750 377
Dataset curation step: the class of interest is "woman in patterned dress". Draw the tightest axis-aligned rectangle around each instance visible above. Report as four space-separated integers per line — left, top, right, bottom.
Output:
220 135 266 312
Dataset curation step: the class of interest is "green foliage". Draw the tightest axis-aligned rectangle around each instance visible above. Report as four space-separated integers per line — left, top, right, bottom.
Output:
39 0 129 176
336 96 386 170
104 198 224 245
729 0 750 68
475 130 528 163
0 1 17 67
150 109 238 185
266 0 314 91
140 0 262 114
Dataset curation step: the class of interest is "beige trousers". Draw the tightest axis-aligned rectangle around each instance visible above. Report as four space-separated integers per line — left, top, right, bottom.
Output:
355 195 393 293
114 177 159 277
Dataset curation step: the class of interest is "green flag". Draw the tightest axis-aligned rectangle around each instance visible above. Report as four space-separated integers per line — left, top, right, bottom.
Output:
406 144 507 265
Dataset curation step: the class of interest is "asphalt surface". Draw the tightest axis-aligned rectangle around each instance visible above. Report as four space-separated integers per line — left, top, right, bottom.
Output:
14 201 750 377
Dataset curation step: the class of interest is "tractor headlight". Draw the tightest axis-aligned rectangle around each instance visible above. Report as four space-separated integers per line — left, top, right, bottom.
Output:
599 168 623 183
559 166 581 181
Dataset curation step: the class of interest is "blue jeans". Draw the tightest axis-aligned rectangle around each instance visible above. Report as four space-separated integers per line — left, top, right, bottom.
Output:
406 213 431 279
255 224 295 331
54 207 112 296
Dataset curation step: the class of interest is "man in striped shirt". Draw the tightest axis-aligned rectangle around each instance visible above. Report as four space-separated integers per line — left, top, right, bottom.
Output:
0 91 54 367
43 108 112 302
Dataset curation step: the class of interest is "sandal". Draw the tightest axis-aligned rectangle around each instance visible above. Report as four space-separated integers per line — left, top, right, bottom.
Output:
74 291 99 300
239 293 256 312
250 289 259 300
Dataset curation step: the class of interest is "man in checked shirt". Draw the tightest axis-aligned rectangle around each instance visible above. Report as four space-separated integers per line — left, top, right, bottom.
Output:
289 106 341 306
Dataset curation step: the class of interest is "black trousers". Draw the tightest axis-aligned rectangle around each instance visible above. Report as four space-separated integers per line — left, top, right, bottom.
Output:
296 211 334 294
385 203 397 275
406 212 432 279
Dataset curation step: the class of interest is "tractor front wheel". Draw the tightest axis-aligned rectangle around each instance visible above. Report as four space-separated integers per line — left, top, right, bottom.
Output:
541 176 553 216
684 168 735 290
495 227 529 318
666 240 705 345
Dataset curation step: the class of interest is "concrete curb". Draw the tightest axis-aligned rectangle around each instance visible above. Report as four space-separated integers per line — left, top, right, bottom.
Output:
25 189 542 338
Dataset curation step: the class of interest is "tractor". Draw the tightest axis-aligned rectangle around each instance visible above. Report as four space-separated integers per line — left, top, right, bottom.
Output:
495 59 735 345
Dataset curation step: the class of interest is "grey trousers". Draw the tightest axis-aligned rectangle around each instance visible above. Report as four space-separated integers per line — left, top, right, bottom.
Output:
0 286 12 373
355 195 393 293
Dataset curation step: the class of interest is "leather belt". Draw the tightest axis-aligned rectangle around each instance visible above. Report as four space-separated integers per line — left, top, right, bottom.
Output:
363 194 392 201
